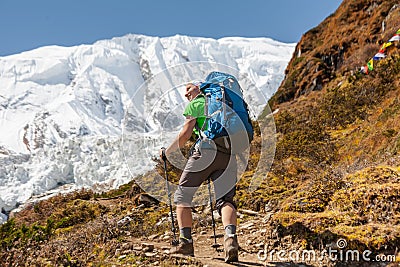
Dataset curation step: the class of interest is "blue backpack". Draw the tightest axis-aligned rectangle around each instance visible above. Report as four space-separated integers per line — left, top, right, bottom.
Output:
198 71 254 154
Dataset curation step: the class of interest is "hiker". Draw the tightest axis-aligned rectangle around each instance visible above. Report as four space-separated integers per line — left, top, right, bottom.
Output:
160 80 240 263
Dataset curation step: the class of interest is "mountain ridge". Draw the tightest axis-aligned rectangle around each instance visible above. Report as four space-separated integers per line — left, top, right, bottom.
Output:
0 33 295 218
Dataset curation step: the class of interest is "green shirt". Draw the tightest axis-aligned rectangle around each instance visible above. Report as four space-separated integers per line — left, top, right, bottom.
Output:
183 94 207 136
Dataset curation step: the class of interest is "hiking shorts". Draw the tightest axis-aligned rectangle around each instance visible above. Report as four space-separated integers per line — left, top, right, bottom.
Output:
174 145 237 215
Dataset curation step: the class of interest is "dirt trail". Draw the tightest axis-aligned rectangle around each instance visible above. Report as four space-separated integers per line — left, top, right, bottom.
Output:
126 211 309 267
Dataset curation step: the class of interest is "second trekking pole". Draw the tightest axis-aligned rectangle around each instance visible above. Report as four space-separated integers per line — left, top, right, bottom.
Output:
161 147 179 246
208 177 222 251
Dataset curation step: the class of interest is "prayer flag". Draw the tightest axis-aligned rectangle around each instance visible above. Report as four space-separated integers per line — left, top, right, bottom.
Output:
389 35 400 42
367 59 374 71
373 52 386 60
381 42 393 50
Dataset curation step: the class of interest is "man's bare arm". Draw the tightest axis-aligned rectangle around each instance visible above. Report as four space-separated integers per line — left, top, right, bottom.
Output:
164 117 196 157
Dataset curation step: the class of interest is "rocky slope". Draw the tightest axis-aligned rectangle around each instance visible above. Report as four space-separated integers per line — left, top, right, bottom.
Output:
261 0 400 265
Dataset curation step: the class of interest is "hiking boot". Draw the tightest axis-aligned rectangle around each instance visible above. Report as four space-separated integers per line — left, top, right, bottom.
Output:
169 238 194 256
224 234 239 263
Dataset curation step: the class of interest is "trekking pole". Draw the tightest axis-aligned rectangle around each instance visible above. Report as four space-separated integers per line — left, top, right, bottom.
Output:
207 177 222 251
161 147 179 246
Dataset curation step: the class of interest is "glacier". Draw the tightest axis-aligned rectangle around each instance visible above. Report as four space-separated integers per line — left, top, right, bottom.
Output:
0 34 295 222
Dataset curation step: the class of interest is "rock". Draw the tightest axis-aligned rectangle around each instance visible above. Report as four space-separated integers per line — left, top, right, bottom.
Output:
262 213 273 223
237 212 245 219
239 209 258 216
156 217 168 226
134 193 159 207
124 231 131 236
240 221 255 229
148 234 159 240
0 210 8 224
117 216 132 226
144 252 157 257
203 207 222 222
213 210 221 222
132 246 142 251
265 200 277 212
142 243 154 252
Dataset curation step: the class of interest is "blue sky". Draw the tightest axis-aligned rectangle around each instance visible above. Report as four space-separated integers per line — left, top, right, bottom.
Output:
0 0 342 56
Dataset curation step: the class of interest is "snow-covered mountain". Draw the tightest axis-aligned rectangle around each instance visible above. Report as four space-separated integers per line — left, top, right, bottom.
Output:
0 34 295 221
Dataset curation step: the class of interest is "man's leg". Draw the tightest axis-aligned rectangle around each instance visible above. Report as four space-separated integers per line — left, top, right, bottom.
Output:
176 204 193 241
219 200 239 263
221 202 237 227
177 205 193 228
169 203 195 256
212 151 239 263
171 149 213 255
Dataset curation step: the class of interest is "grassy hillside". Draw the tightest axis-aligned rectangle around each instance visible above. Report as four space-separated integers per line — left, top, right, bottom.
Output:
259 0 400 260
